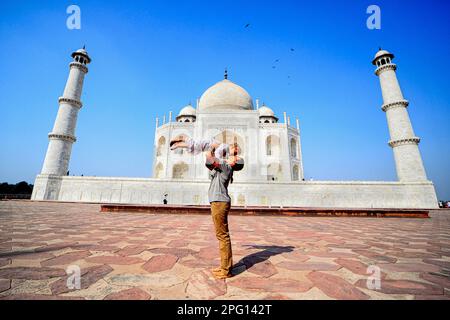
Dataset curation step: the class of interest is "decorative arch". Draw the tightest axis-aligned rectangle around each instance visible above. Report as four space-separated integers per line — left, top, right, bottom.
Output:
155 162 164 179
290 138 298 158
267 163 282 181
260 196 268 206
214 130 245 156
266 135 280 156
157 136 166 156
292 164 299 181
237 194 246 206
172 162 189 179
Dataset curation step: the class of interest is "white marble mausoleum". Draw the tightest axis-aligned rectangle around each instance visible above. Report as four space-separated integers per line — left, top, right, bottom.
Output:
31 47 439 209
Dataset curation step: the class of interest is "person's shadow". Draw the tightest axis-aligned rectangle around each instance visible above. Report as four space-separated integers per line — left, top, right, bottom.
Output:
232 245 294 276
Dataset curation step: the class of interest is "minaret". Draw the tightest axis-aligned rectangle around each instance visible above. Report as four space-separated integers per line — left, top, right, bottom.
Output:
40 47 91 176
373 48 427 181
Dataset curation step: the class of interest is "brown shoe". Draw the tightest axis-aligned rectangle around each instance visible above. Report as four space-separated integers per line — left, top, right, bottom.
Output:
212 269 233 279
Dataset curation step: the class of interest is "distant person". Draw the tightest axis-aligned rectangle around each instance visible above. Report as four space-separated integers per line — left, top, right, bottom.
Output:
163 194 168 205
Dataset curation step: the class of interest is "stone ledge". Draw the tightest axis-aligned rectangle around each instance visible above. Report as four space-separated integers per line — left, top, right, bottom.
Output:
100 204 429 218
34 174 436 186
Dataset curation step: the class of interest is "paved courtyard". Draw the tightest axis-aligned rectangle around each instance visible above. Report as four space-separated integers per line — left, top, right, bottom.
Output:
0 200 449 300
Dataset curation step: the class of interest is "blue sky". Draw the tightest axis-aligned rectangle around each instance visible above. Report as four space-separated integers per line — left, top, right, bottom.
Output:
0 0 449 199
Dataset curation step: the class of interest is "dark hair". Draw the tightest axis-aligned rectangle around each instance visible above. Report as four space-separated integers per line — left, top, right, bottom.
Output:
233 162 244 172
230 158 243 184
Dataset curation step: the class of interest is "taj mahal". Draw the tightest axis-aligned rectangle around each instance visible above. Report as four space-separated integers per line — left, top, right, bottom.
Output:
31 47 439 209
153 69 303 184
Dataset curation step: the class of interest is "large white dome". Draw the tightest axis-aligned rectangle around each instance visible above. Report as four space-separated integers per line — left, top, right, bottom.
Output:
198 79 254 111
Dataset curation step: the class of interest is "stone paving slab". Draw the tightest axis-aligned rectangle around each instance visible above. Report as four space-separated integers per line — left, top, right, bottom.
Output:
0 201 449 300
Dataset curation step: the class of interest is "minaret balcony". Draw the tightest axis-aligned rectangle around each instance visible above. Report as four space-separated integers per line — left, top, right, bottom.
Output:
48 133 77 143
69 62 89 73
58 97 83 109
375 63 397 76
388 137 420 148
381 100 409 112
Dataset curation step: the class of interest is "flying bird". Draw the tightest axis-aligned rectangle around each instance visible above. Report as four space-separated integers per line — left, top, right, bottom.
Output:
244 23 250 28
290 48 295 52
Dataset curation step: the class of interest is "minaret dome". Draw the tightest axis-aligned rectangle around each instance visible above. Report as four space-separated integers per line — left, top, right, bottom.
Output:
71 46 91 65
372 48 394 67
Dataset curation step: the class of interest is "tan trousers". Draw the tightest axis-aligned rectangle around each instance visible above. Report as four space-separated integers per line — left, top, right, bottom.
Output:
210 201 233 274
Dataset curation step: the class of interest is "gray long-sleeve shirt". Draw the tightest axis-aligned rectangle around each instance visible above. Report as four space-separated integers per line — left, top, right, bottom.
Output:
206 160 233 203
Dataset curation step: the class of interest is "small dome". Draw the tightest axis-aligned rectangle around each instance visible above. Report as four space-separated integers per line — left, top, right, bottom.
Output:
198 79 253 111
372 49 394 65
259 106 275 117
178 104 196 116
75 48 88 54
71 47 91 63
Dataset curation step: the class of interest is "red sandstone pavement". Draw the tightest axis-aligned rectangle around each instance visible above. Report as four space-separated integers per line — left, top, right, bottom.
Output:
0 200 449 300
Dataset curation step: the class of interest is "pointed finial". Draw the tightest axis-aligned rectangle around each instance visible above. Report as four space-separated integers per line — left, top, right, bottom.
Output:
378 46 382 51
83 45 86 50
224 68 228 80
